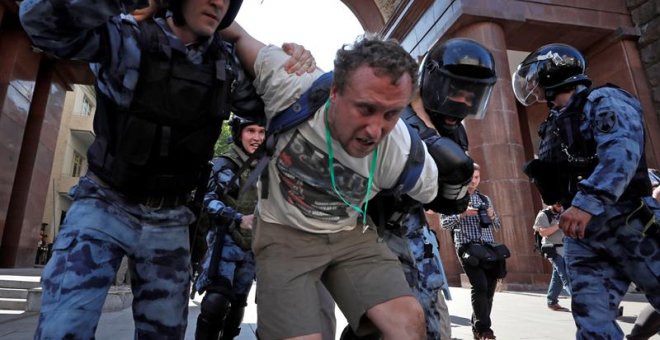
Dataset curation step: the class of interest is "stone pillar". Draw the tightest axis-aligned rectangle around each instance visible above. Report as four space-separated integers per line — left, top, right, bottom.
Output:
454 21 547 289
0 57 55 267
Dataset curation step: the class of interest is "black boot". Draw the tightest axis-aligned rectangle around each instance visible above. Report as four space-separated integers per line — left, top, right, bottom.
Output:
220 305 245 339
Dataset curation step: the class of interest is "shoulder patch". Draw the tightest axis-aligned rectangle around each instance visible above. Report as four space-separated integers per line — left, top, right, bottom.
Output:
595 110 617 133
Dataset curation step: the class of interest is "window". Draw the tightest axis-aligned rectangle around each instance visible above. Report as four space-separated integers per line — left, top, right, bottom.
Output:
79 95 93 116
71 151 83 177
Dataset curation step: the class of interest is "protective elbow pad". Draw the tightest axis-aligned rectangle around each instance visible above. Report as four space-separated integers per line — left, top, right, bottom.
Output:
425 194 470 215
426 136 474 198
422 136 473 214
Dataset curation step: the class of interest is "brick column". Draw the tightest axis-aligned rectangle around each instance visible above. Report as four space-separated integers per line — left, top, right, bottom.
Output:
455 21 547 289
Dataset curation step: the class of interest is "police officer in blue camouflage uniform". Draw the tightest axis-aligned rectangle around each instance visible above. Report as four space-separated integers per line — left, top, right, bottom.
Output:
340 38 497 340
514 43 660 340
193 116 264 339
19 0 314 338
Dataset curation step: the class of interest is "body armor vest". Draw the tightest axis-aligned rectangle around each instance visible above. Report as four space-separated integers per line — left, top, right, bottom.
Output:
216 146 258 250
220 146 259 216
87 19 234 197
536 85 651 205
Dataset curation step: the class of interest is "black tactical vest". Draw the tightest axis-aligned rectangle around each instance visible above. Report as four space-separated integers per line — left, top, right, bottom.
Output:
537 85 651 204
87 19 234 197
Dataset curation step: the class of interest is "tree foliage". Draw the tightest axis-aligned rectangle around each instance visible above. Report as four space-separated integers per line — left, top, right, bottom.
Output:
214 120 233 157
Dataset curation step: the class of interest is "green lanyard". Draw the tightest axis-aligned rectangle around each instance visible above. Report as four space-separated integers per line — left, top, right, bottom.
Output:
324 100 378 227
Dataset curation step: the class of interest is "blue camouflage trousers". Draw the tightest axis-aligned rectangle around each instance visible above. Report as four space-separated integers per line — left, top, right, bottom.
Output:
381 210 449 339
34 175 194 340
564 197 660 340
194 229 256 298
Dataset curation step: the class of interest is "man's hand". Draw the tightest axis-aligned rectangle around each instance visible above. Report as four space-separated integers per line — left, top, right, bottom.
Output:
239 214 255 230
462 207 479 218
487 207 495 220
282 42 317 75
559 206 592 239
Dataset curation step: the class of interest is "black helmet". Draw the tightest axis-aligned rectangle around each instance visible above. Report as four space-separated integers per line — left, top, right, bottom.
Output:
512 43 592 106
171 0 242 29
229 115 265 147
419 38 496 132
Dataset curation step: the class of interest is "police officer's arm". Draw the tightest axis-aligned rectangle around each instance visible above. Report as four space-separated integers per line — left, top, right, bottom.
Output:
19 0 147 61
220 22 264 77
203 162 242 225
439 213 461 230
573 93 644 215
563 91 645 237
221 22 317 78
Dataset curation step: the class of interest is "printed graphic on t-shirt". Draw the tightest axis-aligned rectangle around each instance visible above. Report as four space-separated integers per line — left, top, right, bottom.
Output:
276 130 368 222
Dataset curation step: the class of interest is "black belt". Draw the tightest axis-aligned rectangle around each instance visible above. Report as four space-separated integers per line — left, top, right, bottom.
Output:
137 194 188 209
86 171 188 209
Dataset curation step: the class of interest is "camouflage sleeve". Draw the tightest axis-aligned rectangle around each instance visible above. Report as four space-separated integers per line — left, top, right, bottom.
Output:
440 213 461 230
19 0 146 61
203 159 242 222
572 88 645 216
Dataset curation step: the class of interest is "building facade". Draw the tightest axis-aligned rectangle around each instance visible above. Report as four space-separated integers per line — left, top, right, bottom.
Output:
343 0 660 289
40 85 95 246
0 1 658 292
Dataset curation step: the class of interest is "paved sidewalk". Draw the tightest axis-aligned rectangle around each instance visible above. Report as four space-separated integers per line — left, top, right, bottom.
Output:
1 283 656 340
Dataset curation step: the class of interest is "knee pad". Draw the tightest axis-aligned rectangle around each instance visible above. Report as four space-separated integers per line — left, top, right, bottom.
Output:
200 292 230 320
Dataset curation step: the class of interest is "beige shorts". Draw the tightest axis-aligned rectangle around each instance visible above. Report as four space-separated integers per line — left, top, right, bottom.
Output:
252 218 412 339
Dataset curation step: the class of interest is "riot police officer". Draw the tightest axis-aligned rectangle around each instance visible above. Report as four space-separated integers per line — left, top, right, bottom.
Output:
194 116 265 340
341 38 497 340
19 0 314 337
514 43 660 339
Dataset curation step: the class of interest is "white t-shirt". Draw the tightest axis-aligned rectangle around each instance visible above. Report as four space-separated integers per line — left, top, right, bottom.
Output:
533 209 565 256
252 45 438 233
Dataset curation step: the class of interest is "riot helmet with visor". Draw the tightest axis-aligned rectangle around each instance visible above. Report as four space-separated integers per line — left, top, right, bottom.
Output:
419 38 497 133
512 43 591 106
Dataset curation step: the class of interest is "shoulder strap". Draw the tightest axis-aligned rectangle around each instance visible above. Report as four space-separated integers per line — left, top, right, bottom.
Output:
477 192 490 207
238 71 334 197
542 208 555 223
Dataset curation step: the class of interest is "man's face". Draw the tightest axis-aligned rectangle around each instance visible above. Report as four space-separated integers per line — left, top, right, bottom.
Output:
447 88 475 108
327 66 413 158
240 124 265 155
181 0 229 38
468 169 481 192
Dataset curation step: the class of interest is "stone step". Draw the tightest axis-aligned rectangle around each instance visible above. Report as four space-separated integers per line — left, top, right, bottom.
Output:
0 288 29 299
0 297 27 310
0 275 41 290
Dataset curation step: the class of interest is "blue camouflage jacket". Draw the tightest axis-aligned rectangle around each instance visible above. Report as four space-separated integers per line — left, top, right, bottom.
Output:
571 86 647 216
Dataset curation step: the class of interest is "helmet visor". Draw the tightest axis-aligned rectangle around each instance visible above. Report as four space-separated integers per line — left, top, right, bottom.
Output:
423 70 494 121
512 62 546 106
